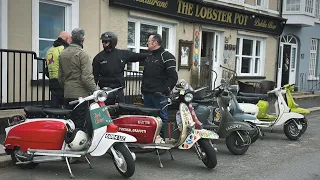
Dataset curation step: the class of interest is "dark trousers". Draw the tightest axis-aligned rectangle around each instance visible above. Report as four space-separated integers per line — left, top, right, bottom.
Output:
105 89 125 105
50 88 64 108
143 93 168 136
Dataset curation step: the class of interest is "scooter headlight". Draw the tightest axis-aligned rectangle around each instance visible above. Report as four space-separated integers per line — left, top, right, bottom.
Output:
96 91 107 102
184 93 193 103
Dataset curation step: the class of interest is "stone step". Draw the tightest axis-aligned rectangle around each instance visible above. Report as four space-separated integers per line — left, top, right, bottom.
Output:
292 94 320 100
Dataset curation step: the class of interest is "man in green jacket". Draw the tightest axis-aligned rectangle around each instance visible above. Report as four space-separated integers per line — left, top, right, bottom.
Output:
58 28 97 110
45 31 71 108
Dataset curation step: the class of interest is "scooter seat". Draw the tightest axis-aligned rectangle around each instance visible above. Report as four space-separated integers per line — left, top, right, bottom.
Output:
236 96 260 104
24 106 47 118
118 103 160 117
43 108 72 119
238 92 268 100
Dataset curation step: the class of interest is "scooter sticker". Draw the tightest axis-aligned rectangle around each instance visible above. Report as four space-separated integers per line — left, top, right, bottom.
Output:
90 106 113 130
214 108 221 122
226 124 241 131
176 111 183 131
105 133 126 141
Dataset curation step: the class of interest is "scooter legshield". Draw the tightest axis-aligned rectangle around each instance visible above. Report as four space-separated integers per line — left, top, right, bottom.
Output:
90 132 136 156
178 129 219 150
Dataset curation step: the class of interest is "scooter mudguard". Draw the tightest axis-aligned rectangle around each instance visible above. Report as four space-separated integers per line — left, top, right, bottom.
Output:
178 129 219 150
275 112 305 126
90 132 137 156
221 121 254 138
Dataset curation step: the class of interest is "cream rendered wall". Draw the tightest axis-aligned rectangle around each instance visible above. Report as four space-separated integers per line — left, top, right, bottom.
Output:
269 0 279 11
245 0 255 6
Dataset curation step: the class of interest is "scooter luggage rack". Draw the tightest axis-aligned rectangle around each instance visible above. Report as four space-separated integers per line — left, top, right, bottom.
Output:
27 148 92 178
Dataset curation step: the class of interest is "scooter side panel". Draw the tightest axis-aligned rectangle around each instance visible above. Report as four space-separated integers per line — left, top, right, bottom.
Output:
113 115 161 144
178 129 219 150
4 120 66 152
219 121 254 138
274 112 304 126
90 132 136 156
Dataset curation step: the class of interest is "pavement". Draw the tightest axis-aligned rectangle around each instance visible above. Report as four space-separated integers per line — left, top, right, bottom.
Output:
0 98 320 168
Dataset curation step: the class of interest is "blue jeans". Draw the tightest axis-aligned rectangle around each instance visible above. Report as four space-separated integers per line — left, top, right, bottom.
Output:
143 93 168 137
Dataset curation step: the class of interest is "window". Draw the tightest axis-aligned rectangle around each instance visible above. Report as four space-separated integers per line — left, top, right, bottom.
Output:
316 0 320 19
32 0 79 79
285 0 300 11
305 0 314 14
256 0 262 6
127 18 174 72
309 39 318 78
236 36 264 76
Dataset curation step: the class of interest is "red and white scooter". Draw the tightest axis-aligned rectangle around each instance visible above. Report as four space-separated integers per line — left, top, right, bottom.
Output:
3 88 137 178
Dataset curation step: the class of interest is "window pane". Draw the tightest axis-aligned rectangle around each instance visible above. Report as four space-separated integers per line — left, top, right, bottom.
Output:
128 22 135 46
256 41 261 56
236 38 240 55
39 2 65 39
39 40 54 73
255 58 260 73
241 57 251 73
162 27 169 49
140 24 157 47
242 39 253 56
291 47 296 68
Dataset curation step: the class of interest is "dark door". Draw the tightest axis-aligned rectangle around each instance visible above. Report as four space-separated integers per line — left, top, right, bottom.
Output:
281 45 291 86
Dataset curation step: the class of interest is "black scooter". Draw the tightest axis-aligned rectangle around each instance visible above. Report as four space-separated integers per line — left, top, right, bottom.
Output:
192 81 255 155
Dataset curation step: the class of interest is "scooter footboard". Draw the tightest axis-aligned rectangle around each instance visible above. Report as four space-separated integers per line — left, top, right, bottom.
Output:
90 132 136 156
178 129 219 150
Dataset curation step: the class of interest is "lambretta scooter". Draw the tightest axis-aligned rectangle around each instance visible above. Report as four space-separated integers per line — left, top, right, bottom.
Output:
4 88 137 178
111 80 219 169
193 80 255 155
237 86 306 140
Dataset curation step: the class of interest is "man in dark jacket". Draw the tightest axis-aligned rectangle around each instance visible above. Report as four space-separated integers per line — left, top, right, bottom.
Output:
45 31 71 107
142 33 178 143
92 32 148 104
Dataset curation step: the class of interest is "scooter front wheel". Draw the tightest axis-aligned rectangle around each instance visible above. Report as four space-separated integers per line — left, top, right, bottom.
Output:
226 131 250 155
284 119 302 140
112 143 135 178
197 139 217 169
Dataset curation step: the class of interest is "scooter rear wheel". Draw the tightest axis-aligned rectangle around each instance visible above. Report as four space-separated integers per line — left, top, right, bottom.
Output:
197 139 217 169
226 131 250 155
112 143 135 178
11 148 38 169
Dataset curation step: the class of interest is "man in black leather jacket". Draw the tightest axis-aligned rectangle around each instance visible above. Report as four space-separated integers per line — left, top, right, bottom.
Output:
142 33 178 143
92 32 148 104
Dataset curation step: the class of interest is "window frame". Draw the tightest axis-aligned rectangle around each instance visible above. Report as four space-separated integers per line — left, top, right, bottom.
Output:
31 0 79 80
236 35 265 76
127 17 176 72
309 38 318 80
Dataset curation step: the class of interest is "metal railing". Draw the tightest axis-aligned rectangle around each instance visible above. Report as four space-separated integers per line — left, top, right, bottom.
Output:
0 49 49 110
0 49 145 110
299 73 320 92
220 65 238 85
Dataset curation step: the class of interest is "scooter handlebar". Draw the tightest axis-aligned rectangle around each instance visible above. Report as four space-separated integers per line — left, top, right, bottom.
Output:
69 100 79 105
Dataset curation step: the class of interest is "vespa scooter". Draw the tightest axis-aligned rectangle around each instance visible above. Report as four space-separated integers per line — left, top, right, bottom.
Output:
194 80 255 155
237 87 306 140
111 80 219 169
4 88 137 178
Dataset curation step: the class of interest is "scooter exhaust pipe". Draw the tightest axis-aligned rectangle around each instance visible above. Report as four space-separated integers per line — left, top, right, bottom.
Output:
32 156 64 163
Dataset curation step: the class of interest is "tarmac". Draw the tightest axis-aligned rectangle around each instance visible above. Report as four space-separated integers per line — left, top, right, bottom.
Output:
0 98 320 168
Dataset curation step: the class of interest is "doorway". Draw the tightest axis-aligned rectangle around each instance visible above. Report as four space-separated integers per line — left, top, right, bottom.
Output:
199 31 221 89
277 35 298 88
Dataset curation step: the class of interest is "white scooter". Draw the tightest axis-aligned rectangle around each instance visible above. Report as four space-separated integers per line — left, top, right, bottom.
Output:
4 88 137 178
238 87 305 140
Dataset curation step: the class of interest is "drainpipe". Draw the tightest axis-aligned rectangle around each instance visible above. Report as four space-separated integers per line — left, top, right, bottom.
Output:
275 0 284 87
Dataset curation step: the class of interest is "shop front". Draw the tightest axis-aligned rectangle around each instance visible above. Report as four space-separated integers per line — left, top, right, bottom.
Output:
109 0 286 88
